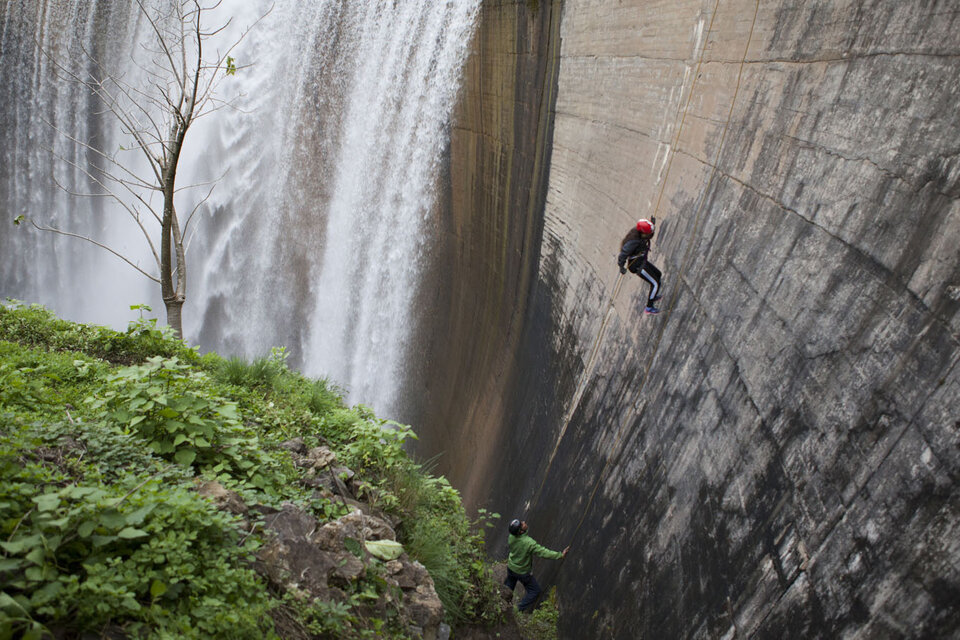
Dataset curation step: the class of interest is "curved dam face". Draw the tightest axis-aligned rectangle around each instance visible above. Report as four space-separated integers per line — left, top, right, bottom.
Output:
415 1 960 637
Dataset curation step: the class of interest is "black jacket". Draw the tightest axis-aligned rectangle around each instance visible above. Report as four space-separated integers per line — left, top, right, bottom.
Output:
618 228 650 272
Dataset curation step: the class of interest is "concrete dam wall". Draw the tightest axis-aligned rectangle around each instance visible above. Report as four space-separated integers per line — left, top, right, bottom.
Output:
412 0 960 638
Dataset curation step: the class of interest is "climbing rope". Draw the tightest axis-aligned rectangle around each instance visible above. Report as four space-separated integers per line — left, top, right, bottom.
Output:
527 0 763 540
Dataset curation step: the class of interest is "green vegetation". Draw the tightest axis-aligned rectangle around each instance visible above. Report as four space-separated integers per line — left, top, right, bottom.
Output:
0 301 503 639
518 587 560 640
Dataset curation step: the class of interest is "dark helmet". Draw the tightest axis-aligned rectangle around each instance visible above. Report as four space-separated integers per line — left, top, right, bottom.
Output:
508 519 523 535
636 219 654 235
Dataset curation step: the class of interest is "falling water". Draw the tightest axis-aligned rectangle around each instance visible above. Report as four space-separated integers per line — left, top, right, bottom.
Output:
0 0 481 418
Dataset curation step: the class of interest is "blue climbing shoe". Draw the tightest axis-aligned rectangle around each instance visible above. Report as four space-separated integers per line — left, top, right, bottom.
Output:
644 305 660 314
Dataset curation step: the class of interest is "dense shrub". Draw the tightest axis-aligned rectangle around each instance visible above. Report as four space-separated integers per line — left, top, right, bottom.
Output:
0 424 273 639
0 303 504 637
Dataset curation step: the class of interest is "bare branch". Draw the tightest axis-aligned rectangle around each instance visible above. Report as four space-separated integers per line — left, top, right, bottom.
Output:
182 178 220 239
135 0 185 93
174 172 225 194
181 180 225 258
24 218 161 284
47 157 164 259
67 39 170 154
44 136 166 232
200 17 233 38
194 6 272 110
38 116 160 190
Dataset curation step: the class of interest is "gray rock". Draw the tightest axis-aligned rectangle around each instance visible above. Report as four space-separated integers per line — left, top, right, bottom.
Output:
403 581 444 634
260 502 317 541
305 445 337 469
278 437 307 455
254 502 444 638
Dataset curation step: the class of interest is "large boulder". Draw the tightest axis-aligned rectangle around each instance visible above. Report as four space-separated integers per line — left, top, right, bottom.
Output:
253 502 445 638
200 444 447 637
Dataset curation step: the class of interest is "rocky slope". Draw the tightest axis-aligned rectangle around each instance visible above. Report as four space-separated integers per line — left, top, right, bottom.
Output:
412 1 960 638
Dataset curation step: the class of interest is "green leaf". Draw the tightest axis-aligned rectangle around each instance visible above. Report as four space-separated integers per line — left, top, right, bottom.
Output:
32 493 60 512
174 448 197 466
99 509 126 529
364 539 403 561
91 535 117 547
64 486 97 500
0 534 42 555
218 404 240 420
150 579 168 598
30 581 62 606
0 591 26 615
164 420 186 434
125 504 156 525
77 520 96 538
0 558 24 572
117 527 148 539
173 434 188 447
24 547 45 566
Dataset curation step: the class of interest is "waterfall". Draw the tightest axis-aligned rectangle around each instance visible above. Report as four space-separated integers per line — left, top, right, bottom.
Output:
0 0 480 418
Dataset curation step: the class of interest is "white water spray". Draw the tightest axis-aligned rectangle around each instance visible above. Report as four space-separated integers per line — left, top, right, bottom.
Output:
0 0 481 418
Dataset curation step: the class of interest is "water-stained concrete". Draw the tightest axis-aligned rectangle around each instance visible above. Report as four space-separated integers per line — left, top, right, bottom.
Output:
414 0 960 637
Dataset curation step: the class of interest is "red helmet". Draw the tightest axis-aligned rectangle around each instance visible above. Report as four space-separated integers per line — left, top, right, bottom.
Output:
636 219 654 234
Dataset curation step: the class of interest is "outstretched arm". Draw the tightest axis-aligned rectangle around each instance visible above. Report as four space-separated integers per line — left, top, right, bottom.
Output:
530 539 565 560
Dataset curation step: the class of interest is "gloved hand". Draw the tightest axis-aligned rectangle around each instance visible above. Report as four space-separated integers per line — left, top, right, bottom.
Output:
619 266 626 274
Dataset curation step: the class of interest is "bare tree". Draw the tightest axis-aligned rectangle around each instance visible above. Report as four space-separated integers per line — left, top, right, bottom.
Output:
22 0 265 338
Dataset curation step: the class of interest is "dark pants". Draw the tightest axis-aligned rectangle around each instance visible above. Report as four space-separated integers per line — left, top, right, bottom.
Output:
634 261 661 304
505 568 542 612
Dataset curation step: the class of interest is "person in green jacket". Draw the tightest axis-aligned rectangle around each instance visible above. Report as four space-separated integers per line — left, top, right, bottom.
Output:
504 519 570 612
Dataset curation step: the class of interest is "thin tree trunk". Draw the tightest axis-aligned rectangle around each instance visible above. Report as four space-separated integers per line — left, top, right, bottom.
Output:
160 161 184 338
164 297 184 338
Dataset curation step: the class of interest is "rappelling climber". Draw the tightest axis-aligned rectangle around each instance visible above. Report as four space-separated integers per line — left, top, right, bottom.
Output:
504 519 570 613
617 217 662 314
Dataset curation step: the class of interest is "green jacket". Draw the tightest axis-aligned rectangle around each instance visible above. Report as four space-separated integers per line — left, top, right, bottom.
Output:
507 533 563 575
